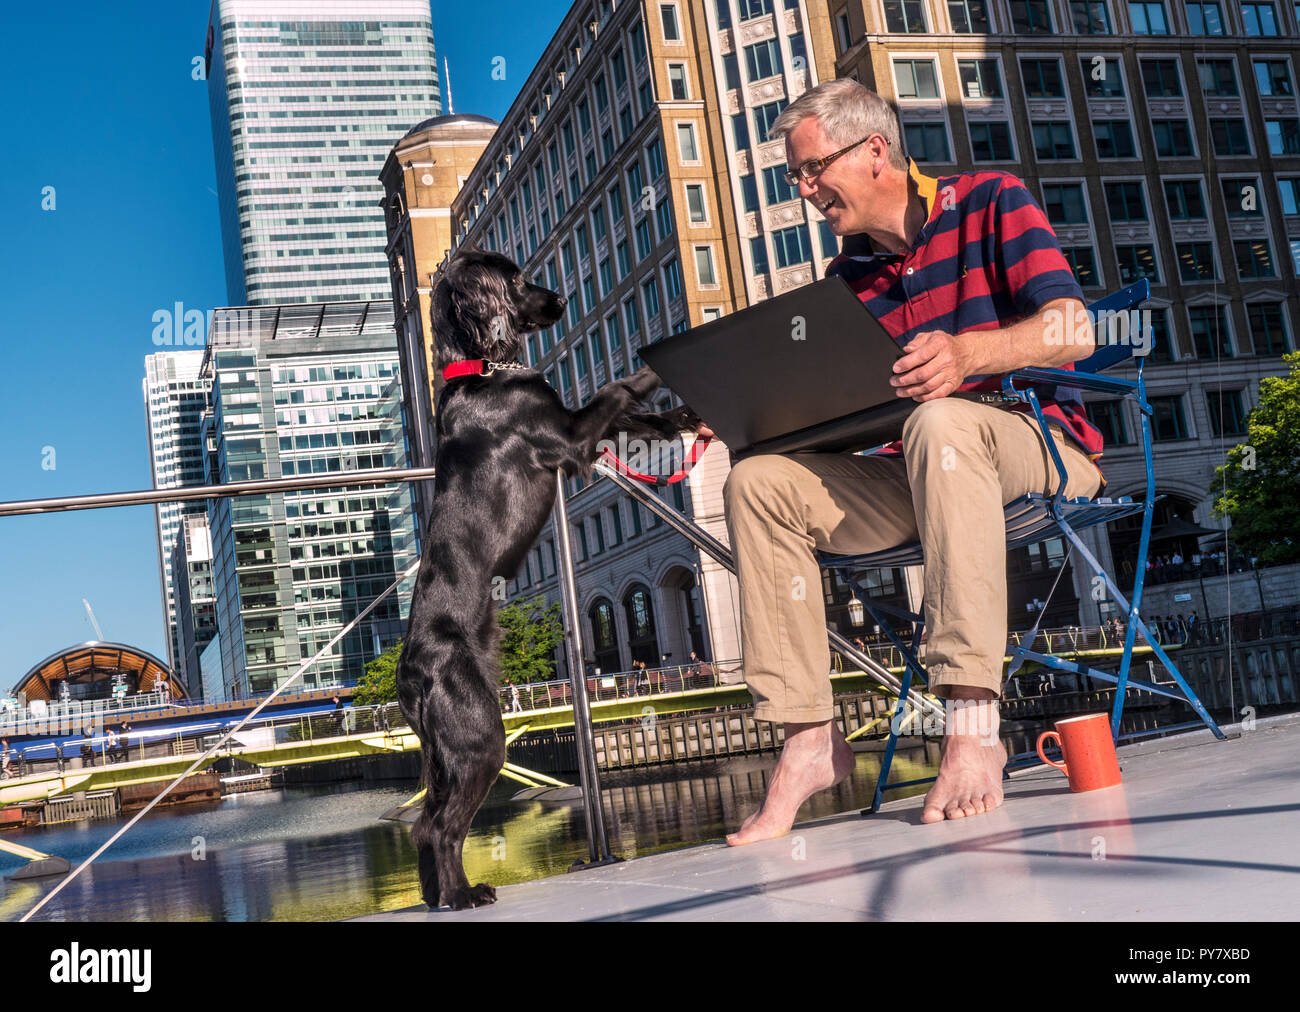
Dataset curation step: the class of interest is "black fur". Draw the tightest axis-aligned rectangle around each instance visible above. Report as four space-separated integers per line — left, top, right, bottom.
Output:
395 248 697 911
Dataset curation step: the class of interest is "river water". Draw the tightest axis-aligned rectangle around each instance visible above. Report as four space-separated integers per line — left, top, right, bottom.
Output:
0 745 941 921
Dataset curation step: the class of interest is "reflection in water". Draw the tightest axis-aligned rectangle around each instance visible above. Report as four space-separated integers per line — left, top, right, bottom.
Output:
1 745 939 922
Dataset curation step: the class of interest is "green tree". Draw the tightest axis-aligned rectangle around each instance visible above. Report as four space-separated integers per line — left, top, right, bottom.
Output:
354 639 402 705
497 594 565 685
1209 352 1300 566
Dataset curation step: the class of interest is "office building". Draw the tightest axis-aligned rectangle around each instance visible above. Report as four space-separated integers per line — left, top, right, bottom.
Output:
204 0 443 306
198 301 419 697
143 350 213 676
172 516 219 699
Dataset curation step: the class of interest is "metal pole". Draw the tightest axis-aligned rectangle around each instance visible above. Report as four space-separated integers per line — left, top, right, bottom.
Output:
593 459 946 728
0 467 440 517
551 471 615 866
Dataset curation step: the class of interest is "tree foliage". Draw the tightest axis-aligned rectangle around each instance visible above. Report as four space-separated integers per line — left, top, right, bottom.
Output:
496 594 565 685
353 639 401 705
1209 352 1300 566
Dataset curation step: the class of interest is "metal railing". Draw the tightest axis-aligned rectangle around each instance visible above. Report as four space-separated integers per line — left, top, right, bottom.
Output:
498 659 744 713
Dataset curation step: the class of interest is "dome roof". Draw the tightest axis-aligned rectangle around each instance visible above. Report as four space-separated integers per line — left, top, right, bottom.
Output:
403 113 498 138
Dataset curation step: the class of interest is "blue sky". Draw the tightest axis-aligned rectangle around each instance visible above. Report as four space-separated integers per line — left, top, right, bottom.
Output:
0 1 572 682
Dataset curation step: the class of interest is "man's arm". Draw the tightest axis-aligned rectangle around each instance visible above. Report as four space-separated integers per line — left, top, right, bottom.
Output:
890 297 1095 402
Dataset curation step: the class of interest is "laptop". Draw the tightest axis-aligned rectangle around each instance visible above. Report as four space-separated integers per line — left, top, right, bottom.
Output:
637 275 915 458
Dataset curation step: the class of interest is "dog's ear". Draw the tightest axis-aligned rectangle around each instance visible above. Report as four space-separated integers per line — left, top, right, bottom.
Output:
446 261 520 362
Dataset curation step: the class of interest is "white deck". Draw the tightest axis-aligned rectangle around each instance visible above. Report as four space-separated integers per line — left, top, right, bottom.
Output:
359 713 1300 921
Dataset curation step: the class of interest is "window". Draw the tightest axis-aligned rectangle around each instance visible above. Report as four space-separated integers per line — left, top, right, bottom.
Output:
835 11 853 52
686 184 707 223
818 219 839 258
582 275 595 314
655 200 674 241
740 173 760 212
635 218 653 259
589 329 605 368
606 310 623 352
619 104 635 141
948 0 992 31
1165 180 1205 219
773 224 812 268
750 236 770 275
1094 120 1136 158
1063 247 1100 286
1032 121 1076 159
1116 244 1160 283
624 294 641 336
592 204 608 242
1255 59 1293 96
1009 0 1053 32
1189 305 1231 358
1206 391 1247 438
1081 57 1124 96
896 59 940 99
609 505 624 545
1198 59 1238 96
1044 182 1088 224
676 122 698 163
616 239 631 277
663 257 683 301
1069 0 1112 31
753 101 788 144
576 224 590 260
627 161 644 201
1021 59 1065 98
1128 0 1168 32
884 0 929 31
1150 396 1188 441
905 123 951 162
1266 119 1300 155
695 246 717 286
640 80 654 118
574 342 589 381
1234 239 1275 278
956 61 1004 103
1147 308 1174 363
599 258 613 295
1210 119 1251 156
1086 400 1131 445
1152 119 1194 157
1176 241 1217 281
609 183 625 222
642 276 661 319
723 53 741 91
733 113 751 150
1141 59 1181 97
668 64 689 100
739 0 775 17
647 137 666 179
561 240 574 277
1241 1 1279 34
1186 0 1225 32
744 39 783 82
970 122 1015 160
1248 303 1290 355
763 164 799 204
660 3 681 41
1279 178 1300 215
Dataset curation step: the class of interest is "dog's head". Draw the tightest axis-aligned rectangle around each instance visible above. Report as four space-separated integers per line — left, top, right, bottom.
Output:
431 248 567 366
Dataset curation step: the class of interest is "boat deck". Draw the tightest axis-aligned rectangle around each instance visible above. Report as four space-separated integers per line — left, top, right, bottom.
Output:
359 713 1300 921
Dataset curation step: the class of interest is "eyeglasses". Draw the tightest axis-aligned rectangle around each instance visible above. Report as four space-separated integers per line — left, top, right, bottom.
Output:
783 135 874 186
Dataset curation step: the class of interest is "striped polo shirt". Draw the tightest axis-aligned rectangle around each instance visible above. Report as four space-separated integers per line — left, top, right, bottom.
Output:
827 159 1103 458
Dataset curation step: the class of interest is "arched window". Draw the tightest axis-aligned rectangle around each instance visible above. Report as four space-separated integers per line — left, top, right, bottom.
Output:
622 584 659 666
587 598 620 673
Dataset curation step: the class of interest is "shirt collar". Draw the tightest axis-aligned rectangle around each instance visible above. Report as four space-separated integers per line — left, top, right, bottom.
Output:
840 159 941 259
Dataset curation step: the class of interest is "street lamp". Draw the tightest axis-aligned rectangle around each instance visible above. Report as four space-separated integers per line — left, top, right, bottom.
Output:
847 594 865 627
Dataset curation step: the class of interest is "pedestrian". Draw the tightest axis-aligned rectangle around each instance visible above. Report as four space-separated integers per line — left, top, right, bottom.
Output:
1 737 11 779
507 679 522 714
106 727 118 764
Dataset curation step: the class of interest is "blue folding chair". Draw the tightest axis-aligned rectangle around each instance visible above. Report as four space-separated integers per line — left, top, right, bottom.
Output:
819 279 1226 813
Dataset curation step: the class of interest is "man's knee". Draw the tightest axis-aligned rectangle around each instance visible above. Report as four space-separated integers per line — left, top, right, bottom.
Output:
901 397 977 451
723 455 795 515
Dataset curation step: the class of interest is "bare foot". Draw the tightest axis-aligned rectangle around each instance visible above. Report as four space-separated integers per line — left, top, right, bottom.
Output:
726 720 855 846
921 699 1007 823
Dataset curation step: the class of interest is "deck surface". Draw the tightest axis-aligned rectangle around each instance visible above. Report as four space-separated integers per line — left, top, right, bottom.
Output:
358 713 1300 921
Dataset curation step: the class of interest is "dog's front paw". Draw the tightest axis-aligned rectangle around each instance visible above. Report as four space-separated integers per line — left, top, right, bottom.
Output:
666 405 703 433
442 883 497 910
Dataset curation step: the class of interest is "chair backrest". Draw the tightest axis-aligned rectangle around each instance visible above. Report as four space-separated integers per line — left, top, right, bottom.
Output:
1074 279 1151 375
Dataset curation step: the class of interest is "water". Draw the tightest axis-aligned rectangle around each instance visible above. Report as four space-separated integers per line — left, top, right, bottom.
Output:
0 745 940 922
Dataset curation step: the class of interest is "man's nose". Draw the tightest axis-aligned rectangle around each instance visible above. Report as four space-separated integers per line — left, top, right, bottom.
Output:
798 176 818 201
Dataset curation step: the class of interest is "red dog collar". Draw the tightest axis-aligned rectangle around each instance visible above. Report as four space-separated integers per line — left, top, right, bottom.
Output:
442 360 485 381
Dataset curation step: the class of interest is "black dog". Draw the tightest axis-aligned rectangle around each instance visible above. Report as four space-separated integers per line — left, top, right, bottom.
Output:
395 249 696 910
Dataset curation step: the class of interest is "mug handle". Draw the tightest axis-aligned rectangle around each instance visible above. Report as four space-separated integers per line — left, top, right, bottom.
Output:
1037 730 1069 775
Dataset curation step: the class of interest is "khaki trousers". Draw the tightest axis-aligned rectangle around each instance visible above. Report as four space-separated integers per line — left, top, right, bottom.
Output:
722 398 1103 724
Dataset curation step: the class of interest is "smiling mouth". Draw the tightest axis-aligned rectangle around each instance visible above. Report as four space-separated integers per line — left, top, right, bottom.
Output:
817 197 837 213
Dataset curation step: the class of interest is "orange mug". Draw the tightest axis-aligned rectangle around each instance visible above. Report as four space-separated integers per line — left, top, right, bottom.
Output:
1036 713 1122 792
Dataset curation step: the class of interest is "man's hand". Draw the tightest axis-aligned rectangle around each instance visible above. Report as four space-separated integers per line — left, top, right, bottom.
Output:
890 330 974 402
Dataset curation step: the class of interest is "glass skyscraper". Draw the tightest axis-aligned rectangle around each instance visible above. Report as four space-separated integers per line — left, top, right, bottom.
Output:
199 302 419 697
143 350 213 675
204 0 443 305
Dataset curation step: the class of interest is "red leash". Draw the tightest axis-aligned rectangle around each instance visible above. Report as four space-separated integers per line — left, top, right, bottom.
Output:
442 359 712 486
597 434 712 487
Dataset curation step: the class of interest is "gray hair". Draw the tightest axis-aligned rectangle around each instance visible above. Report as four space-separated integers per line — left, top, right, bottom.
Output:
770 79 907 170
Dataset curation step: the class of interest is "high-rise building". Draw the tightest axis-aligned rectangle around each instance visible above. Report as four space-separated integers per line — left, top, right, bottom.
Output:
204 0 443 306
199 302 419 697
172 516 218 699
824 0 1300 624
143 351 213 675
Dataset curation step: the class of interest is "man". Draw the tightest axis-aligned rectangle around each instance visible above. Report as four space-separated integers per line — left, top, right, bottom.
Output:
704 80 1104 843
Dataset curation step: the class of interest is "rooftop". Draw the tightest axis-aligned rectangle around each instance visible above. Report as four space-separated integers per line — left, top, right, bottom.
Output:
359 713 1300 921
